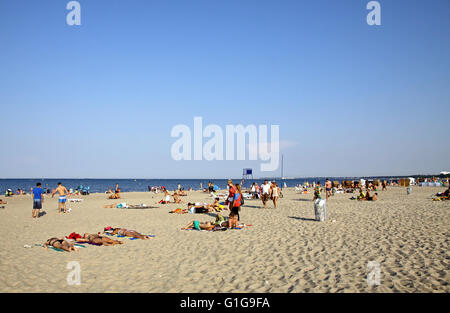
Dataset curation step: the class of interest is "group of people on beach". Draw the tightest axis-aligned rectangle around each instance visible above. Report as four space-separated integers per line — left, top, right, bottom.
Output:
31 182 71 219
43 227 152 252
248 180 281 209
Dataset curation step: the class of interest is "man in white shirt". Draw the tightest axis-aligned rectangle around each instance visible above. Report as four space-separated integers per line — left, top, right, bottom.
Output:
261 180 271 209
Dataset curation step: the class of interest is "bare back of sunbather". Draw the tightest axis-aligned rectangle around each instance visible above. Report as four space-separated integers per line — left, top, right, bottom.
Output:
110 228 150 240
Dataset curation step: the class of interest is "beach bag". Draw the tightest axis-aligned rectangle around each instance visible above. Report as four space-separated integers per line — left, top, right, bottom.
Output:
314 199 327 221
233 193 242 207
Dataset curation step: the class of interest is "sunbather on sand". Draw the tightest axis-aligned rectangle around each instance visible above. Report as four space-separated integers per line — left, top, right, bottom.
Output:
103 203 143 208
0 199 6 204
208 197 225 211
182 212 239 230
74 233 123 245
182 220 216 231
105 227 151 240
104 203 119 208
186 203 213 213
43 237 79 252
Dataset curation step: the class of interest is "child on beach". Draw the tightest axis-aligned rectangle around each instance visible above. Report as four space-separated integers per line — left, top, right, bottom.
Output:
231 184 242 220
32 182 44 219
313 182 322 201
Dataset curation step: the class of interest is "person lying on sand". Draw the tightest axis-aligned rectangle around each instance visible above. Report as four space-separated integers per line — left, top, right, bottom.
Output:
103 203 147 209
182 220 216 231
74 233 123 245
0 199 7 204
104 227 151 240
182 212 239 230
187 203 213 213
208 197 225 211
43 237 79 252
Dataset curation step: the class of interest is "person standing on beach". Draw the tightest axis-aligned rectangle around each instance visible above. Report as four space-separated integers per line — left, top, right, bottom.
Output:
52 182 69 214
261 180 271 209
325 179 332 200
313 182 322 201
32 182 44 219
226 179 236 211
231 183 242 221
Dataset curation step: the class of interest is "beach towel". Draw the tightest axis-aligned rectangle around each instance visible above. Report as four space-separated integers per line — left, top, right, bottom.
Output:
69 199 83 202
116 203 155 209
170 208 187 214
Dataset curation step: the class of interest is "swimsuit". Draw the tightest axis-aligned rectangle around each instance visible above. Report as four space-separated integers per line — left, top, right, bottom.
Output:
33 199 42 209
59 195 67 203
193 221 200 230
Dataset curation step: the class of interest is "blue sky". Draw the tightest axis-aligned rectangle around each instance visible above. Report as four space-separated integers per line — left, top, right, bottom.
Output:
0 0 449 178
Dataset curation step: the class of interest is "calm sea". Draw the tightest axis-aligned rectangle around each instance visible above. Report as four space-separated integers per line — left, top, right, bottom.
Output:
0 177 403 194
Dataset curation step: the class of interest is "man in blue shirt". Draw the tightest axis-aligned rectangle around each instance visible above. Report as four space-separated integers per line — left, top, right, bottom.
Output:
32 182 44 219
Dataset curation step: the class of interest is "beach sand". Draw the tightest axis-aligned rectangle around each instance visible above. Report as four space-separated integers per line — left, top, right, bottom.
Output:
0 186 448 293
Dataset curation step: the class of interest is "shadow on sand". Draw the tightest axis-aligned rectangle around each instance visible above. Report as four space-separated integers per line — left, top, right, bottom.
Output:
288 216 317 222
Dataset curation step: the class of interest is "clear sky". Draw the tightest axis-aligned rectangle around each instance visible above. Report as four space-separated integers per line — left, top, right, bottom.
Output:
0 0 449 178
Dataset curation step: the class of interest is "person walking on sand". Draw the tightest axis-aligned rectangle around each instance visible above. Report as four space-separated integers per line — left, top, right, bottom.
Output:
32 182 44 219
261 180 271 209
325 178 332 200
271 182 280 208
52 182 69 214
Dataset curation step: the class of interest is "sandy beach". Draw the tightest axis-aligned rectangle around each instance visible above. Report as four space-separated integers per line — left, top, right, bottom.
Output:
0 186 448 293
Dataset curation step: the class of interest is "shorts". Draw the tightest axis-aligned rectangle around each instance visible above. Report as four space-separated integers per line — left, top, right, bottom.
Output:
326 188 331 192
262 194 270 203
193 221 200 230
59 196 67 203
33 199 42 209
